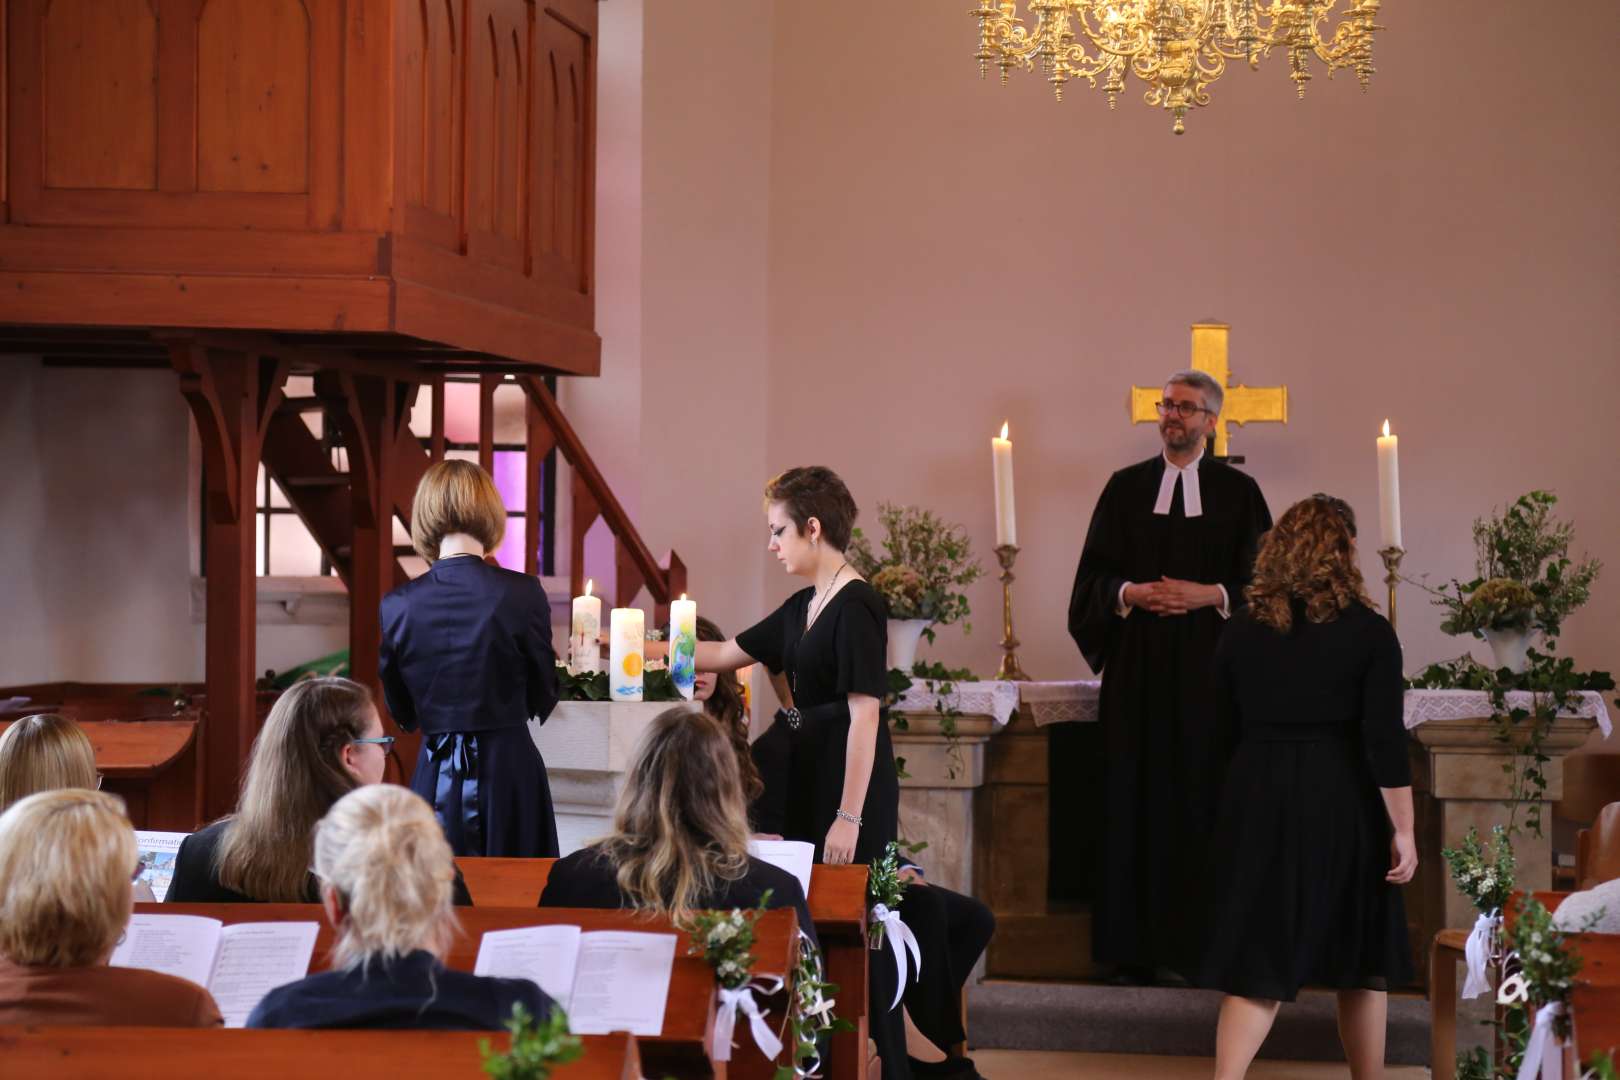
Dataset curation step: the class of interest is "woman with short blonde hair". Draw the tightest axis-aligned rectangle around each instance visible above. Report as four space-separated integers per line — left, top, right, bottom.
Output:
0 712 98 813
0 789 221 1026
382 458 562 858
540 706 814 943
247 785 552 1030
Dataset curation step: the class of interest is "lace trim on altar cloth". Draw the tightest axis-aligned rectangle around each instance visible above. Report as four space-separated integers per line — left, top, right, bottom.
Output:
892 680 1024 726
1403 689 1613 738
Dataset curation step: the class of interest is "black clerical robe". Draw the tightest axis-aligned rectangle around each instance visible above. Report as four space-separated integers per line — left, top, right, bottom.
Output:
1067 453 1271 972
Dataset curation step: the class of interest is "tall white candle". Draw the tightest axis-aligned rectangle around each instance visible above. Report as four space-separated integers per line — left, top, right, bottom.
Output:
570 580 602 673
1376 419 1402 550
609 608 645 702
669 595 698 701
992 421 1017 548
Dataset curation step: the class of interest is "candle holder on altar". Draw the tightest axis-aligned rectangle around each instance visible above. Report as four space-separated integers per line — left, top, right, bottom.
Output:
994 544 1030 682
1378 546 1404 632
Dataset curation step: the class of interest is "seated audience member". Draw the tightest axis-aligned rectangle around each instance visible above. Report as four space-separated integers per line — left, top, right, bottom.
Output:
0 712 99 813
248 784 553 1030
539 705 815 945
167 677 470 905
0 789 222 1026
692 616 767 812
1553 876 1620 933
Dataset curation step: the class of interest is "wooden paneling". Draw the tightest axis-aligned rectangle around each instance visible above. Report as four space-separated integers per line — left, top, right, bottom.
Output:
534 5 590 295
400 0 463 250
197 0 312 194
466 0 527 271
41 0 158 190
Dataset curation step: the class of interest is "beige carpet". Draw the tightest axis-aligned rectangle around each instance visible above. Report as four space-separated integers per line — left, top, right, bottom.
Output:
972 1048 1430 1078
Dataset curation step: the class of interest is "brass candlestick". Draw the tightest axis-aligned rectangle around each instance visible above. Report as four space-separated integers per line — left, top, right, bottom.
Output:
1379 546 1405 632
994 544 1031 682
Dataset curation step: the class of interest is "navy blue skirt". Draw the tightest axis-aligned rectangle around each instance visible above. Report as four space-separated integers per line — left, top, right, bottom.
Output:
409 726 560 859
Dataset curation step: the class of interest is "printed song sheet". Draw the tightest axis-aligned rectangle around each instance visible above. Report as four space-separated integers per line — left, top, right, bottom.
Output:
474 926 677 1036
748 839 815 898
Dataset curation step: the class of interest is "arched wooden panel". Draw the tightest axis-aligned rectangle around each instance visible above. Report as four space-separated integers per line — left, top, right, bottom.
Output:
533 7 588 293
41 0 158 190
467 14 499 238
497 28 524 246
424 0 461 221
197 0 312 193
400 1 430 209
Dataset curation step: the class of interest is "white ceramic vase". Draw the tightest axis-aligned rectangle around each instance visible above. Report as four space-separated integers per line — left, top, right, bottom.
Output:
886 618 931 674
1482 626 1536 674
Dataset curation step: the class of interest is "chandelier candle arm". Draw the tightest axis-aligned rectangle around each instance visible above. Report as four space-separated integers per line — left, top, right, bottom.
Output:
969 0 1383 133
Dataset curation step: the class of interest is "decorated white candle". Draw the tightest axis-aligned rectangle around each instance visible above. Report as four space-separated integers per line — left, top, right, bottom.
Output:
609 607 645 702
992 421 1017 548
669 595 698 701
1376 419 1402 550
570 580 602 673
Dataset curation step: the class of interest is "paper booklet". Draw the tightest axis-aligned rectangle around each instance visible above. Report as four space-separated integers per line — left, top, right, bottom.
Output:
110 914 320 1027
133 830 190 902
748 839 815 899
474 926 677 1036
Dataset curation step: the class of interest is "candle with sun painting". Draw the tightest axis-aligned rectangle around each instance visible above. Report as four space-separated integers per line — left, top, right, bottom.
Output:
609 607 645 702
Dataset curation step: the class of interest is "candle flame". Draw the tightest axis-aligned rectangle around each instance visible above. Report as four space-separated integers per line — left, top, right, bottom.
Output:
680 593 687 602
999 421 1009 440
585 579 594 597
1382 419 1390 437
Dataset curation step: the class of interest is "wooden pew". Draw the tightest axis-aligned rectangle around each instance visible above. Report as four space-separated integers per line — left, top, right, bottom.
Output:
0 1027 641 1080
457 857 871 1080
0 717 203 831
144 902 797 1079
1432 891 1620 1079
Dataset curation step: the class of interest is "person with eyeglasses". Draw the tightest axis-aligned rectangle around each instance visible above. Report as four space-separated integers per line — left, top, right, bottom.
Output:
166 677 471 905
1065 369 1272 986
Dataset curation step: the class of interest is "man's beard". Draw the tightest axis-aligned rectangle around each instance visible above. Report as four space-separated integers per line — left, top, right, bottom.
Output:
1161 424 1200 452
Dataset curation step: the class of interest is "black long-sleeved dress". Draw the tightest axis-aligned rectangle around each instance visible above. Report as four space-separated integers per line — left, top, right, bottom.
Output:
1196 600 1414 1001
380 555 561 858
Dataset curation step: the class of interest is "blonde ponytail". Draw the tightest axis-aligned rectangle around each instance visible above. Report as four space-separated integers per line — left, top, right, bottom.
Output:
313 785 457 970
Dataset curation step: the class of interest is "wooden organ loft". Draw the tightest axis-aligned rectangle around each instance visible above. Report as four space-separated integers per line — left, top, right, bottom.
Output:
0 0 685 820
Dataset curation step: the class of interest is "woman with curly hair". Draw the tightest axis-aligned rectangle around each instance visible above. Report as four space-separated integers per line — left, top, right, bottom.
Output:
1198 494 1416 1080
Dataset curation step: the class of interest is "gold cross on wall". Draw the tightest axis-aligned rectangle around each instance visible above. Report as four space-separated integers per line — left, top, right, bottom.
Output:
1130 322 1288 458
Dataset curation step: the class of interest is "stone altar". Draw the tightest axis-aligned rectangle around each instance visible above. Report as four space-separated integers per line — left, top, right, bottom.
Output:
530 701 669 854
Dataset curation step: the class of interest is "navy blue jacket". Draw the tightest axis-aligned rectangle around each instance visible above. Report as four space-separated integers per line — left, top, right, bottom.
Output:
246 950 553 1030
379 557 560 735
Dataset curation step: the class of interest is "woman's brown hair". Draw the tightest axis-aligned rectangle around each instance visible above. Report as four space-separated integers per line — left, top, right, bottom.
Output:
1245 493 1373 633
764 466 859 552
0 713 98 814
597 706 752 924
409 458 507 562
215 677 375 901
695 616 763 803
0 789 135 967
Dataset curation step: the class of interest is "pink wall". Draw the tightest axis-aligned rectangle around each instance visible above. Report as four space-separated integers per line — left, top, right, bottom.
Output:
750 1 1619 751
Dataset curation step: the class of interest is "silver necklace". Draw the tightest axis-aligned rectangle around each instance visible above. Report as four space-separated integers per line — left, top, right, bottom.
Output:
783 561 847 731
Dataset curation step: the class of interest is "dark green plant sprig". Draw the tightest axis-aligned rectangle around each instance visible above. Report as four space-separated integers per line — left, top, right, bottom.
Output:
682 892 768 991
866 841 905 949
480 1002 583 1080
848 503 984 639
1584 1050 1619 1080
1443 825 1516 915
555 663 684 703
1504 896 1604 1047
777 934 855 1080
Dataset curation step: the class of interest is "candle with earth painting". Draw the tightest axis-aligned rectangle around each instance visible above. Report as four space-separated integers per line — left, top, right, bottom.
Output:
669 595 697 701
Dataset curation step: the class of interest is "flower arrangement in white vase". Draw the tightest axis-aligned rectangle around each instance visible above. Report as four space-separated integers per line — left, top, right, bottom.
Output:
848 503 983 674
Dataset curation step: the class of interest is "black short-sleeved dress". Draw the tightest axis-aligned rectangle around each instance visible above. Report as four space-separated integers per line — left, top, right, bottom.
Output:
1196 600 1414 1002
735 579 898 865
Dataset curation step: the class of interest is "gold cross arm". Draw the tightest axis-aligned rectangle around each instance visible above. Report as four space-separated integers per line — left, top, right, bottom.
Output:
1129 322 1288 457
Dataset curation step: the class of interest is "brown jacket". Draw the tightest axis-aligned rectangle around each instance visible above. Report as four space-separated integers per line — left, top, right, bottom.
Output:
0 958 223 1026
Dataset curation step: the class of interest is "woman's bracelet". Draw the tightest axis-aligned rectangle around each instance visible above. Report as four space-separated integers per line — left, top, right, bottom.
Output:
834 808 863 827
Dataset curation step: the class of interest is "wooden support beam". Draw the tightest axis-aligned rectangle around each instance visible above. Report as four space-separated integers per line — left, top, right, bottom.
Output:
320 372 419 769
477 374 498 474
523 396 557 577
168 341 287 820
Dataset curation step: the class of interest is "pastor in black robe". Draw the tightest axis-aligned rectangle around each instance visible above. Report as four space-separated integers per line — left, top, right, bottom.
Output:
1065 451 1271 973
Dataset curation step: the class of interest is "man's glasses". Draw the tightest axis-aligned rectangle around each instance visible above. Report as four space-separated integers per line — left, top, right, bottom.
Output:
1154 400 1211 419
351 736 397 750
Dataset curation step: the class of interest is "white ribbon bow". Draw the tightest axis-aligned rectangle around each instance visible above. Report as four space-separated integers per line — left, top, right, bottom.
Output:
712 976 785 1063
1516 1001 1567 1080
871 903 923 1010
1463 910 1500 999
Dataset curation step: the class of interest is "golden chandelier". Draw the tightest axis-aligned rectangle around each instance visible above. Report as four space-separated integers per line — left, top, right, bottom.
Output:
969 1 1383 134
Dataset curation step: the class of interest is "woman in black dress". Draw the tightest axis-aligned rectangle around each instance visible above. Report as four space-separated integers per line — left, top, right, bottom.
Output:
685 465 897 867
380 459 561 858
538 704 814 944
1198 495 1417 1080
